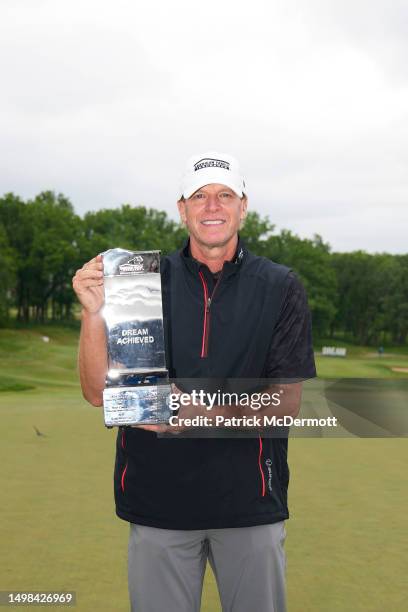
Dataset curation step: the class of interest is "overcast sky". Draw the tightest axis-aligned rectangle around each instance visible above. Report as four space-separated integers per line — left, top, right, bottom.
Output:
1 0 407 253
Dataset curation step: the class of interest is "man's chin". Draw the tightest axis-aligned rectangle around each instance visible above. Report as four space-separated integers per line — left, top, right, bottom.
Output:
197 236 231 249
189 228 239 251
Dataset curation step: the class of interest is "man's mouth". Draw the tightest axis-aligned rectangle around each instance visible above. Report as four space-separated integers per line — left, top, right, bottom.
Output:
201 220 225 226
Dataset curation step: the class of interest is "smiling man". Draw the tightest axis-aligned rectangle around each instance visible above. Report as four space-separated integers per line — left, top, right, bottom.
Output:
177 156 247 255
73 151 316 612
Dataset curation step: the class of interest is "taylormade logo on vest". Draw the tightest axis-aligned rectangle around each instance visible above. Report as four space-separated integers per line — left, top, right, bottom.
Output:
265 458 273 492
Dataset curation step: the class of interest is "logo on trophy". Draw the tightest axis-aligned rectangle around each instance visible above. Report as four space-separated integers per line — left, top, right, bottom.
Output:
101 248 171 427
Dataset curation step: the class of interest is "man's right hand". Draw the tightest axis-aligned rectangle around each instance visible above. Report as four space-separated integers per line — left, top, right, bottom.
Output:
72 254 104 314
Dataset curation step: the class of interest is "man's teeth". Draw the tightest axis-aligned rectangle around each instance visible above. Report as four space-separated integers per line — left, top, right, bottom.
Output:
202 220 224 225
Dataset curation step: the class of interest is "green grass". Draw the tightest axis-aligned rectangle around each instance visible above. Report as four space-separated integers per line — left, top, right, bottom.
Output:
0 376 35 392
0 327 407 611
315 349 408 379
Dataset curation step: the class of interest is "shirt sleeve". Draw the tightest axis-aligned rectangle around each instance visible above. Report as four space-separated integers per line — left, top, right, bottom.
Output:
265 271 317 381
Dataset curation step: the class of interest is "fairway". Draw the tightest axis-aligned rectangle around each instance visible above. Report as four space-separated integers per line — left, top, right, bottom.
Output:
1 328 407 611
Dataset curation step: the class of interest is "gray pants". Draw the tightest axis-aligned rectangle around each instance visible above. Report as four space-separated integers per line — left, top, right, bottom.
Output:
128 522 287 612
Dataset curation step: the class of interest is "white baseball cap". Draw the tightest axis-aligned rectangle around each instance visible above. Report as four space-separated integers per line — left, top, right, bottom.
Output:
180 151 246 199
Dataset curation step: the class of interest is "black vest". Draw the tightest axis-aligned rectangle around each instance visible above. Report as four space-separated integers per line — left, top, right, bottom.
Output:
113 242 292 529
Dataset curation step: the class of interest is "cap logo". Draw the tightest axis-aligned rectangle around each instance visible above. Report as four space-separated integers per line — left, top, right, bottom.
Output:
194 158 230 172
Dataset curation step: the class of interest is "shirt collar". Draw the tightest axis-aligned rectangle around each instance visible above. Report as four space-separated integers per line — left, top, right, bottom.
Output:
181 235 247 276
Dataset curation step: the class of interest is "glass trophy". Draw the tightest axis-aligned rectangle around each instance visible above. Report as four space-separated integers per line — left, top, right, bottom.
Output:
101 248 172 427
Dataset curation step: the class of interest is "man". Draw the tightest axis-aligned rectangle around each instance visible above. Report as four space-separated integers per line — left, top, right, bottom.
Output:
72 151 316 612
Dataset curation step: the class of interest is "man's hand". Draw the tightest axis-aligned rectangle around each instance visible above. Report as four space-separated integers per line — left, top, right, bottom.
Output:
132 383 303 434
132 385 200 434
75 254 107 406
72 254 104 314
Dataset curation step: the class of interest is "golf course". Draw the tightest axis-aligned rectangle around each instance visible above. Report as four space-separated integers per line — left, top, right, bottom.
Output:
0 326 407 611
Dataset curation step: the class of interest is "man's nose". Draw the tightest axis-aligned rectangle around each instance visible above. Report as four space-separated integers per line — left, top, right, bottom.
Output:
205 194 221 211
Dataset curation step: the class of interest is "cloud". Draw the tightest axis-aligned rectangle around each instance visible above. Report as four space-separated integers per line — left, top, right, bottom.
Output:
0 0 407 253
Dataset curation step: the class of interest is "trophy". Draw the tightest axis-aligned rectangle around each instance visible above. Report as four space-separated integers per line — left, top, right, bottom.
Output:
101 248 172 427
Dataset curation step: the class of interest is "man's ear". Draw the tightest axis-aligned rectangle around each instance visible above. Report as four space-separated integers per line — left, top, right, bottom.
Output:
177 198 187 225
240 196 248 221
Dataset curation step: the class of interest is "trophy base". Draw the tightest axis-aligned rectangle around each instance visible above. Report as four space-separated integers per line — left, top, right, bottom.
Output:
103 384 172 427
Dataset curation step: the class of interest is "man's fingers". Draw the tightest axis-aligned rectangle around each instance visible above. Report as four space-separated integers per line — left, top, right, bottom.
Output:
76 281 104 290
82 254 103 269
131 424 168 433
82 261 103 271
72 272 103 290
130 423 186 435
83 256 97 267
76 269 104 280
73 281 103 292
72 270 103 291
171 383 182 395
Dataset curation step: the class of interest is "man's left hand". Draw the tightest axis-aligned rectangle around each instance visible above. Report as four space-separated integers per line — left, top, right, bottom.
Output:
132 385 201 434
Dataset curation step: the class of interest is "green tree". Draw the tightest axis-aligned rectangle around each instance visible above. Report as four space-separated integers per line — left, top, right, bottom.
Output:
330 252 401 345
24 191 83 322
380 254 408 345
0 193 31 321
82 205 187 261
240 211 274 255
0 222 17 324
264 231 337 336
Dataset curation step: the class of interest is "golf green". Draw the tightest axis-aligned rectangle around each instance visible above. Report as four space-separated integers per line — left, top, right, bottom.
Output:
1 328 407 611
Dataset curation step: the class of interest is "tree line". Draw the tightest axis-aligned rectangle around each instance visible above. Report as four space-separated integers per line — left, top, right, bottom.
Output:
0 191 407 346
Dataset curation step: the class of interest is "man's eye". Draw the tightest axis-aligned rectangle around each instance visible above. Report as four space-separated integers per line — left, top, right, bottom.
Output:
220 193 232 198
193 193 205 199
